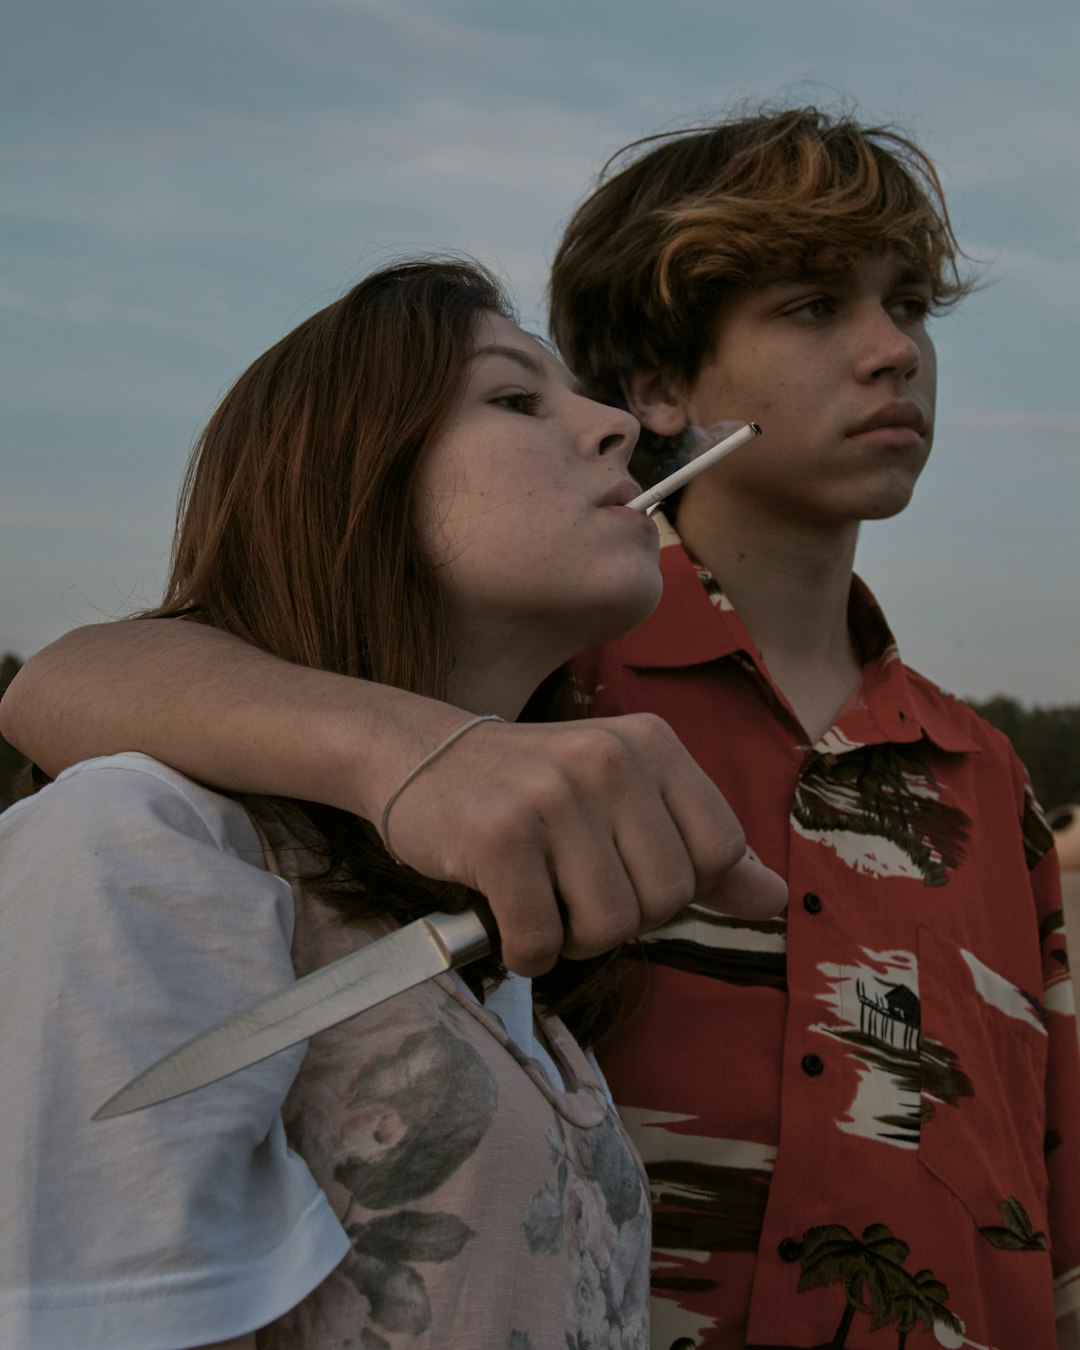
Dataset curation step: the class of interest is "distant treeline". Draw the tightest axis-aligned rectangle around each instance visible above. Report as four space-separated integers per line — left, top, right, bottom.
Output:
1 651 1079 815
963 695 1080 819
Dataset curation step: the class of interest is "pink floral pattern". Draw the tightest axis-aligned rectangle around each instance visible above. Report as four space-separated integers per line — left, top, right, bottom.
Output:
255 881 651 1349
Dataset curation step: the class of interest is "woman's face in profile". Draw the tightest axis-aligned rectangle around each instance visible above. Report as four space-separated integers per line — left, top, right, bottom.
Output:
417 312 661 669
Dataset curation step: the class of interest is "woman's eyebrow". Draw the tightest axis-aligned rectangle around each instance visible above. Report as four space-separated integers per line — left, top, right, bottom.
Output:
472 344 548 378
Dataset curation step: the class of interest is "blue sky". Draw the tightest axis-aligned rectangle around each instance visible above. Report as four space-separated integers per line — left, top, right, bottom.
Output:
2 0 1077 702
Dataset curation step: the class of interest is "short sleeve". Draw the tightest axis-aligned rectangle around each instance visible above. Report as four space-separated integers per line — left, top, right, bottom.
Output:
0 754 349 1350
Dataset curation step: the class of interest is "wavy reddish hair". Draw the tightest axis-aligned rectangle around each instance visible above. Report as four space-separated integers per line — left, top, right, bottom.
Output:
551 105 975 413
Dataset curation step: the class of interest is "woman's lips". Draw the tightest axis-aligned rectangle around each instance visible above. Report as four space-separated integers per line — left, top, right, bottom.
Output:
597 479 646 509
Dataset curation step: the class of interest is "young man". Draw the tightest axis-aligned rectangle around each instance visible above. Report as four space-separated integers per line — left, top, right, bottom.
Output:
549 109 1080 1348
4 107 1077 1347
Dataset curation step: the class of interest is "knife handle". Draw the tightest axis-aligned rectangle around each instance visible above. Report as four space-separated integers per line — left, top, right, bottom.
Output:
424 900 500 968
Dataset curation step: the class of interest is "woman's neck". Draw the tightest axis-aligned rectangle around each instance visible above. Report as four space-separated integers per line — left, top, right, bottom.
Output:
441 629 564 724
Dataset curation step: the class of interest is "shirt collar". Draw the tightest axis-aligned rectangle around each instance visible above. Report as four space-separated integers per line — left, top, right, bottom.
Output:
620 514 980 755
615 513 756 669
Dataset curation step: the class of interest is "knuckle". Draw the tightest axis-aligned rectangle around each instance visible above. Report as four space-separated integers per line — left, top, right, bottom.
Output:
474 797 546 851
626 711 674 749
562 724 638 789
489 751 577 819
526 765 576 816
702 824 748 875
589 713 685 783
665 869 697 911
505 928 560 976
569 904 639 954
639 870 696 928
472 806 521 849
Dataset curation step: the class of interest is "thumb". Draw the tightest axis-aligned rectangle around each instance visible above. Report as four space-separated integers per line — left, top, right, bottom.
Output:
697 850 788 921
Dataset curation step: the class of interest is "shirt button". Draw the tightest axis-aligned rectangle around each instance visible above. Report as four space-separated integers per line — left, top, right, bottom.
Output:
802 891 823 914
801 1053 825 1077
778 1237 803 1263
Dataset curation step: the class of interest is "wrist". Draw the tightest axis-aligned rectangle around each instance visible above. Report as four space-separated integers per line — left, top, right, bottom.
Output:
313 683 478 825
379 714 504 859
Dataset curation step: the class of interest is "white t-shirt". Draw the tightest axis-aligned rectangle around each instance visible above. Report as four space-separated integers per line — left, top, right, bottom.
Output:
0 752 595 1350
0 754 350 1349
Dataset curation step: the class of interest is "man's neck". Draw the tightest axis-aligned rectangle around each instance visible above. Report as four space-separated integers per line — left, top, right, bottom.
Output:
674 486 864 743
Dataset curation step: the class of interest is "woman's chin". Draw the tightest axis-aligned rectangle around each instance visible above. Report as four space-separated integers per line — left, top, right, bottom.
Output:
576 573 664 649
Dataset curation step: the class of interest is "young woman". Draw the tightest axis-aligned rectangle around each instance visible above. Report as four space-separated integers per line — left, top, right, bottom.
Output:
0 259 669 1349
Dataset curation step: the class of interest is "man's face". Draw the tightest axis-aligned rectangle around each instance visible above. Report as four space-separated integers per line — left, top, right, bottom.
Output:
656 253 938 529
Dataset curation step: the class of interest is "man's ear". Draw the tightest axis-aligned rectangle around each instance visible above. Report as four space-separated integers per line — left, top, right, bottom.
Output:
623 370 691 439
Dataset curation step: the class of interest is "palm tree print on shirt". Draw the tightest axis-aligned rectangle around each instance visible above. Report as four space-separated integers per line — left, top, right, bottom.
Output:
795 1223 962 1348
978 1196 1048 1252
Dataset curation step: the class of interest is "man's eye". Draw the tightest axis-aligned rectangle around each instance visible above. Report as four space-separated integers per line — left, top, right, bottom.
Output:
789 296 834 320
492 390 542 414
892 296 931 322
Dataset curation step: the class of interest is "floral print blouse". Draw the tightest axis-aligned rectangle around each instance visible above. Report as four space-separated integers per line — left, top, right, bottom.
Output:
257 876 652 1350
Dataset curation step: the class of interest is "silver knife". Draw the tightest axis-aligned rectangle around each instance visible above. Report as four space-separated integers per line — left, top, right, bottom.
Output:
93 901 500 1120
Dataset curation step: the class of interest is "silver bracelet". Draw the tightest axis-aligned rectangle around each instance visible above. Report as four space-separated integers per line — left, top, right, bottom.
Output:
379 713 505 863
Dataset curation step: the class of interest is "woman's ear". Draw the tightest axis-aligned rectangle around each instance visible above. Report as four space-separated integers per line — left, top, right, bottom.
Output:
623 370 691 439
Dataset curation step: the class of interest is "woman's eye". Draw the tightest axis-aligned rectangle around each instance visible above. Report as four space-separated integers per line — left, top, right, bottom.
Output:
492 389 543 415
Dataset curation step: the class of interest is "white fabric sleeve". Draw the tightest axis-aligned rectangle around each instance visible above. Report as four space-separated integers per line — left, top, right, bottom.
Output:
0 753 350 1350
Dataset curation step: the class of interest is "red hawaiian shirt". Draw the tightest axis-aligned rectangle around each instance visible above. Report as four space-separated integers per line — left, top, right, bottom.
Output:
575 520 1080 1350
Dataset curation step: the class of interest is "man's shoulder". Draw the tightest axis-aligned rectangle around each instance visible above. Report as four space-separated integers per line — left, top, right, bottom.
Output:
902 664 1020 765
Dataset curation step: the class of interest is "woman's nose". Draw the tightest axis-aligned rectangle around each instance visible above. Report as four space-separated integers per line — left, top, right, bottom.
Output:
594 404 640 464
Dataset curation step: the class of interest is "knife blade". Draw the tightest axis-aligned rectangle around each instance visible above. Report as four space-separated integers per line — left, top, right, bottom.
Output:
93 900 499 1120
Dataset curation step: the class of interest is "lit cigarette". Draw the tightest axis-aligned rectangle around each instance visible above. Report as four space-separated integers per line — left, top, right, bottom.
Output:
627 421 762 514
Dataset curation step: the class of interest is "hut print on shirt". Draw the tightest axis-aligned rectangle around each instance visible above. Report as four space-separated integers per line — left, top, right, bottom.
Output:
811 949 971 1150
811 943 1048 1155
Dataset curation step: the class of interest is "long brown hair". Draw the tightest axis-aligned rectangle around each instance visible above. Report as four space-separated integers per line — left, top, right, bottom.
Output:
156 258 506 692
142 257 621 1042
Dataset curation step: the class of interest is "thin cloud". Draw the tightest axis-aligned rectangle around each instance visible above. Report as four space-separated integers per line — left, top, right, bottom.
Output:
944 411 1080 437
0 285 175 333
0 500 170 541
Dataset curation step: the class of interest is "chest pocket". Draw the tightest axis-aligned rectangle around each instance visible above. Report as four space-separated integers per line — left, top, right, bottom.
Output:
916 924 1050 1248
